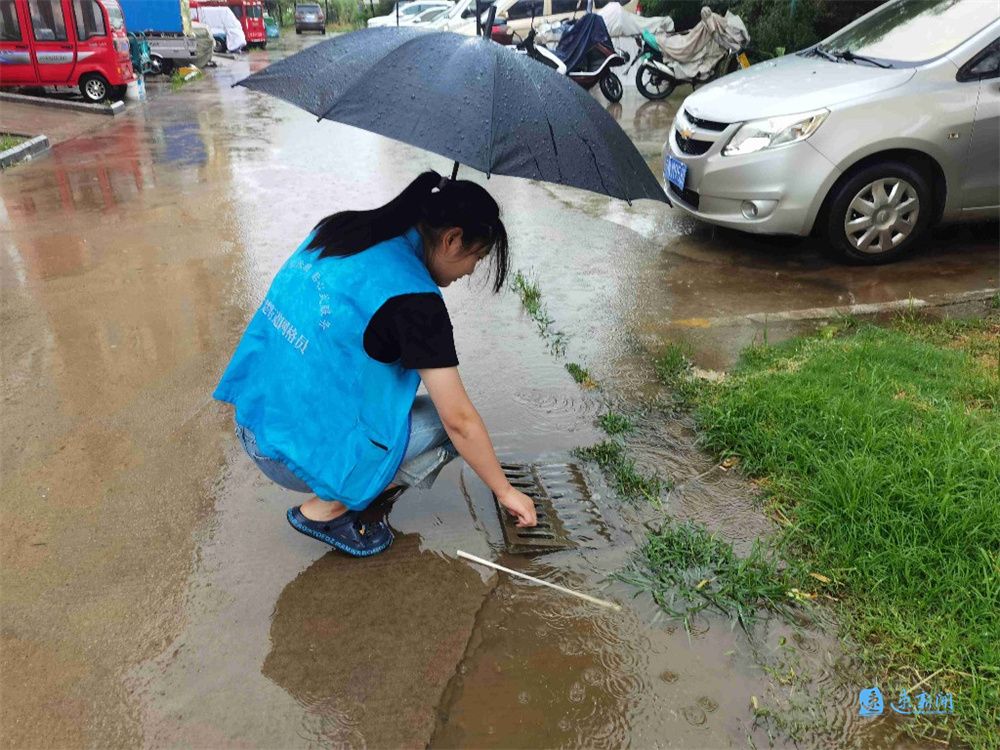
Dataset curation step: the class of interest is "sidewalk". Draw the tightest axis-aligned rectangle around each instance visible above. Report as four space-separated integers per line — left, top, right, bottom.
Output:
0 100 117 146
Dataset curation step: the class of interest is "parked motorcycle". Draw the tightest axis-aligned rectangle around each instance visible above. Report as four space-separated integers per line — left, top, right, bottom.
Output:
627 8 750 101
517 13 626 103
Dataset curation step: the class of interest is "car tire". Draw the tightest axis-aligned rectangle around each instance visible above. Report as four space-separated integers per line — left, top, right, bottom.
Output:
599 71 623 103
635 64 674 100
150 54 174 76
321 28 326 34
261 41 267 49
111 84 128 101
296 28 302 34
79 73 110 103
825 160 932 265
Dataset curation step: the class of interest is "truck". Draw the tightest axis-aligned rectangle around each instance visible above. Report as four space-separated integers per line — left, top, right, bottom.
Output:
117 0 213 74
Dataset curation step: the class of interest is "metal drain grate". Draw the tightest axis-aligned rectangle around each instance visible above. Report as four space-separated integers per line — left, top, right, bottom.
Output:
494 463 576 554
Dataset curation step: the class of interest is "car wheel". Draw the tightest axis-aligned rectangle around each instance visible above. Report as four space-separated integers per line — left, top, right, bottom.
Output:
150 54 174 75
599 71 623 103
79 73 110 103
825 161 931 264
261 41 267 49
111 84 128 101
296 28 302 34
635 64 674 100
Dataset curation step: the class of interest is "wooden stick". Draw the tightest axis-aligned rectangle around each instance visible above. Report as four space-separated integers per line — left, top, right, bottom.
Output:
456 550 622 612
908 667 944 694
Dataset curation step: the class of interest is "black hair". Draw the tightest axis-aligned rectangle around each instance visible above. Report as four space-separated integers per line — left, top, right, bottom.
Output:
306 171 509 293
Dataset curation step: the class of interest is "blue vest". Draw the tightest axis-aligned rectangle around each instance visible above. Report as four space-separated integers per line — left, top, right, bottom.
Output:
213 227 441 509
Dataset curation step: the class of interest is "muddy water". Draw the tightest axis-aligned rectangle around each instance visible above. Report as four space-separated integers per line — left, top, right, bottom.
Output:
0 37 969 748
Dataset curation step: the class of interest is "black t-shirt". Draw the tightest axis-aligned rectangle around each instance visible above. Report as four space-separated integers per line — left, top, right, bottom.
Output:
363 293 459 369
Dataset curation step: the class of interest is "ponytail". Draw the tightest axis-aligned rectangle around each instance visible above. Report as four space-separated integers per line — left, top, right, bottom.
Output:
306 171 510 293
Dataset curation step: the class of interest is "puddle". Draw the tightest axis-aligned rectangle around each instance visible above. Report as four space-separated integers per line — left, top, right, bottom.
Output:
1 38 975 748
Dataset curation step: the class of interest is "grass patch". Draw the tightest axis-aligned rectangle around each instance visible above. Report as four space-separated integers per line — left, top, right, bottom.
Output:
511 268 543 315
597 411 633 435
573 439 666 505
565 362 597 388
618 521 805 634
511 269 567 355
654 341 691 383
653 341 707 405
0 133 26 152
692 315 1000 746
170 68 203 91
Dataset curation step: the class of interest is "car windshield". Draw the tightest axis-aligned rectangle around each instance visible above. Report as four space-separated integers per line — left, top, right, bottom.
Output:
104 0 124 30
297 4 320 11
819 0 999 65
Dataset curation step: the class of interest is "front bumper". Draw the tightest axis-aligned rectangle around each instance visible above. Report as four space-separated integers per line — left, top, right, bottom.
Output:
664 113 839 236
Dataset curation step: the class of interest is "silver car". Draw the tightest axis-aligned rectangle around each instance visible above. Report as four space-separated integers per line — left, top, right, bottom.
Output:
662 0 999 263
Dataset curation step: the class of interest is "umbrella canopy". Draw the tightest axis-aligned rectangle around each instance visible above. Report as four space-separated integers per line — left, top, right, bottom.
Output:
236 27 667 204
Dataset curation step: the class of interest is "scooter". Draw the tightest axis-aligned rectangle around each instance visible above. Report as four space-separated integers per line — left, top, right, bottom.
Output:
626 27 747 100
516 14 627 103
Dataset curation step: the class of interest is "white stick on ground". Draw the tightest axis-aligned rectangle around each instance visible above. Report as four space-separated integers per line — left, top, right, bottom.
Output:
456 550 622 612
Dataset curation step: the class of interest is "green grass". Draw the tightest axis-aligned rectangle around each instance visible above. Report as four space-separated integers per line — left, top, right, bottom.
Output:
654 342 691 383
511 269 543 315
692 315 1000 746
573 439 667 505
598 411 633 435
653 341 708 405
565 362 597 388
511 269 567 355
618 521 805 634
0 134 26 152
170 68 203 91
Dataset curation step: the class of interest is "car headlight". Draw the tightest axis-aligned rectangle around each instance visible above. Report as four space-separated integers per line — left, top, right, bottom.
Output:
722 109 829 156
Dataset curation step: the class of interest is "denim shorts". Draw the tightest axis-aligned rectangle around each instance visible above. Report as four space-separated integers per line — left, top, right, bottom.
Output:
235 395 458 497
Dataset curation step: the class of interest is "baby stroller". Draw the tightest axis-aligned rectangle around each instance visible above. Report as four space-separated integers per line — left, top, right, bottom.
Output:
520 13 626 103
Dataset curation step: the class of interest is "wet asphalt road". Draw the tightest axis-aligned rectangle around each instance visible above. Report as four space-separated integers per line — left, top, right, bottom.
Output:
1 33 995 749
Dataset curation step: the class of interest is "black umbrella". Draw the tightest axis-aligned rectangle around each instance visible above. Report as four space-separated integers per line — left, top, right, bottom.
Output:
236 27 667 204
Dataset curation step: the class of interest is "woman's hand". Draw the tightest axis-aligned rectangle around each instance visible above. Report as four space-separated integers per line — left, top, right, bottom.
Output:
419 367 537 528
496 485 537 527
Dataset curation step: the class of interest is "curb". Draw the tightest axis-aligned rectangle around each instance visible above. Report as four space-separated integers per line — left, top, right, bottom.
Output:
0 91 125 116
0 134 50 170
671 288 1000 329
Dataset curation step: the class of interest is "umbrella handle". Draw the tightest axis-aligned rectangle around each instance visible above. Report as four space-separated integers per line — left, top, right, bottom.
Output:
451 162 459 180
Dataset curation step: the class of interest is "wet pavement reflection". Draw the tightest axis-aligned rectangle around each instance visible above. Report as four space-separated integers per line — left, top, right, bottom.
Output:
2 33 989 748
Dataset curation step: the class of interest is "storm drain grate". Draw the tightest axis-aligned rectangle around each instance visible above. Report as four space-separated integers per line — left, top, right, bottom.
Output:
494 462 577 554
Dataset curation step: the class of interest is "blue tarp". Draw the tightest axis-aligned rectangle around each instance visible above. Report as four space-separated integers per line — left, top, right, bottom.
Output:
554 13 612 73
119 0 184 33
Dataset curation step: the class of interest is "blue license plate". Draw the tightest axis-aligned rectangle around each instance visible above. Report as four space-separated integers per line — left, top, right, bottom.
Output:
666 156 687 191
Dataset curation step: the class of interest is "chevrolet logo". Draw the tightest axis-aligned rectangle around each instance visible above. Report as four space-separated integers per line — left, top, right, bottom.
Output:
678 127 693 139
